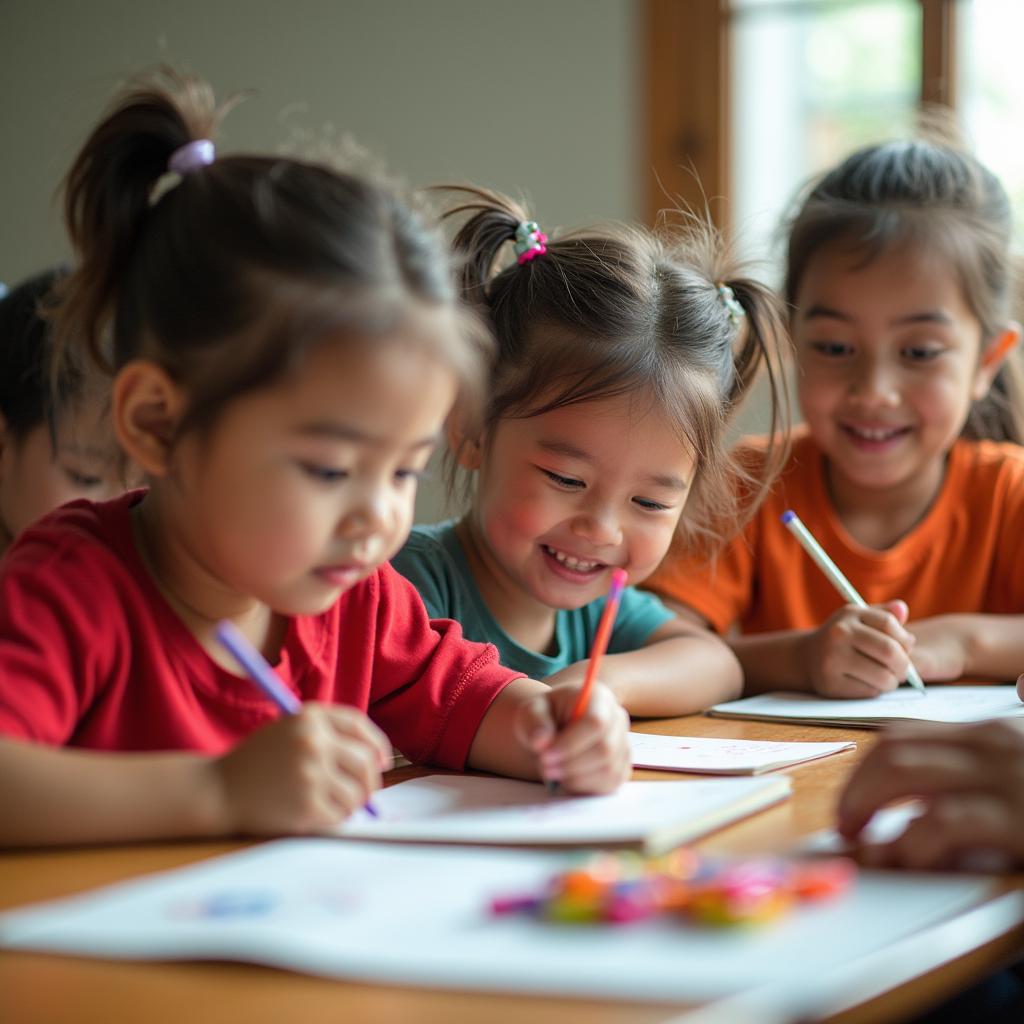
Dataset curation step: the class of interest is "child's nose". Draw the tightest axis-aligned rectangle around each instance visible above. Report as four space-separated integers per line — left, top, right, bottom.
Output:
336 484 390 538
849 357 900 406
570 505 623 548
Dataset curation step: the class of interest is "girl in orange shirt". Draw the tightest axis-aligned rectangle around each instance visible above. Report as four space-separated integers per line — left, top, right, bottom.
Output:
645 138 1024 697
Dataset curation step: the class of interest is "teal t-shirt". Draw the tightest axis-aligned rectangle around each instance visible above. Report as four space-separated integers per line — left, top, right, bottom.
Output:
391 520 675 680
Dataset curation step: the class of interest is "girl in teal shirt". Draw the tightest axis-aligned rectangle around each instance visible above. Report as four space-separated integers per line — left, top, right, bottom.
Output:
393 188 789 717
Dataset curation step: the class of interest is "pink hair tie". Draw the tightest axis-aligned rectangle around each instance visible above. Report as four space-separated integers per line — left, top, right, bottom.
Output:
514 220 547 265
168 139 215 176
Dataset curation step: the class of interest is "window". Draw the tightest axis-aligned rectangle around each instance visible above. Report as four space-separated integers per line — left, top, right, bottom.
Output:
644 0 968 275
958 0 1024 242
731 0 921 271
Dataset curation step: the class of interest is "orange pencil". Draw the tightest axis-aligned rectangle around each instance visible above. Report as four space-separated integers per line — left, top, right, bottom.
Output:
569 568 629 722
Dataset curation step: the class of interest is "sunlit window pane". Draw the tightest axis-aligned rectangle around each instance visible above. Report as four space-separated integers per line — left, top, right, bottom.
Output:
730 0 920 277
958 0 1024 243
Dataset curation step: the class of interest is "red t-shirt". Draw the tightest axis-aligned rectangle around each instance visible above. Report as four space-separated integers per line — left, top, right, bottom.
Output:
0 492 521 768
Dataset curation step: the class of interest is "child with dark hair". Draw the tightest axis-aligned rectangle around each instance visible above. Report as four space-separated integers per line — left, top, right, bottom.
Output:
0 267 128 555
646 136 1024 696
0 70 630 847
392 187 790 717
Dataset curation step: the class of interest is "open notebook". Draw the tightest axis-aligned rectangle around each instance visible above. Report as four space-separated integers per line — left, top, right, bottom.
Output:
0 839 1003 1004
333 774 791 855
629 732 855 774
710 686 1024 729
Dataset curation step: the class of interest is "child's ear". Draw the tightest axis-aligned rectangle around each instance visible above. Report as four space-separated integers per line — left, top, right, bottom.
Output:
974 323 1021 400
111 361 186 477
446 410 483 471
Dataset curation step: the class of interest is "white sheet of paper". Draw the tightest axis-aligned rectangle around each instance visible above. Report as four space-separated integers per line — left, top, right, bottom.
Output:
629 733 855 774
0 839 999 1003
335 774 791 853
803 803 924 855
711 686 1024 728
803 804 1016 873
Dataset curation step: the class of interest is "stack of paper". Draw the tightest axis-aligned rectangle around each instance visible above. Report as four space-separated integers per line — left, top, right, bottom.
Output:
629 732 855 774
710 686 1024 729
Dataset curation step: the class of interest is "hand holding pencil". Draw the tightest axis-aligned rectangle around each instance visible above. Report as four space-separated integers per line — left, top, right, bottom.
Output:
514 569 632 795
782 511 926 698
212 620 390 834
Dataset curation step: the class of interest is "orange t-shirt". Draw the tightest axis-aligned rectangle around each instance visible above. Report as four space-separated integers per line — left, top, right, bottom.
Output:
644 429 1024 635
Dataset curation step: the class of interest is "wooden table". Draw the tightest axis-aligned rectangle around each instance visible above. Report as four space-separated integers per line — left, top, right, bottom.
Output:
3 714 1022 1024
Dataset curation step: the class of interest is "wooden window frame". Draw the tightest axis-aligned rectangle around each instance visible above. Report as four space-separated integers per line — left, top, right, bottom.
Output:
643 0 959 229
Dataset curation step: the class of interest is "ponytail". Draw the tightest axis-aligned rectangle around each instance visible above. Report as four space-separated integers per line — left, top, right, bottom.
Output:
436 184 792 553
721 274 791 501
49 67 483 443
57 68 225 376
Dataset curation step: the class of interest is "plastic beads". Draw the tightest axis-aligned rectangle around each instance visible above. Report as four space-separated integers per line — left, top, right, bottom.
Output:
490 851 854 929
514 220 548 264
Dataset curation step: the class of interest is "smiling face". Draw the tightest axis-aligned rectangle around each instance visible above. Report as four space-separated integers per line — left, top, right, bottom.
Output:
145 322 459 620
462 389 696 620
794 238 999 511
0 397 128 553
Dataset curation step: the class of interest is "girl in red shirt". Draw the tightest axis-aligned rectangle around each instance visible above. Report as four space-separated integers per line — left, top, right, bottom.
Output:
0 69 629 847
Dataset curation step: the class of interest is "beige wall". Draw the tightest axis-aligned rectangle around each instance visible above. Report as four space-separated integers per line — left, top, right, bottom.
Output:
1 0 638 521
1 0 637 280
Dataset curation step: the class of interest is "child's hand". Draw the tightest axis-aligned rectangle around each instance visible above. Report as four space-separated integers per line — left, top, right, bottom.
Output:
513 682 631 795
212 704 392 835
837 720 1024 870
804 600 916 697
903 615 969 681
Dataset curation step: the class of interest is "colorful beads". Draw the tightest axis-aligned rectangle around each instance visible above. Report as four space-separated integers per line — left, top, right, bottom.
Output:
490 851 854 929
514 220 548 264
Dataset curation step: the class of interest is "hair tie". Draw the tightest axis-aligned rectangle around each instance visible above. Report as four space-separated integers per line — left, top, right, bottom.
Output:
168 139 216 176
716 283 745 327
514 220 547 265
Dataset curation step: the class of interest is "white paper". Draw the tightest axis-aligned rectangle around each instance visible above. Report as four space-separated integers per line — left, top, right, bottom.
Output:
0 839 998 1003
803 803 1016 872
711 686 1024 727
335 774 791 853
629 733 855 774
803 803 924 855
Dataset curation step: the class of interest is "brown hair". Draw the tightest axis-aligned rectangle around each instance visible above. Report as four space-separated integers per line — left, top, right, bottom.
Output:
52 67 488 440
785 137 1024 443
441 186 791 553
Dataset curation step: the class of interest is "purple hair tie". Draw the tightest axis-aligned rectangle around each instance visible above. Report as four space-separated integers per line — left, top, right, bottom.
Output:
168 139 215 176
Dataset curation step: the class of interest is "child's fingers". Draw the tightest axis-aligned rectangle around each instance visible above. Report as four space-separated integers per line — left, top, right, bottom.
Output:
829 673 891 698
882 599 910 626
558 738 631 794
859 605 915 648
330 738 384 805
837 740 980 836
849 623 911 677
321 767 377 823
546 697 630 793
822 654 900 696
321 704 393 769
860 795 1021 871
512 692 558 754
